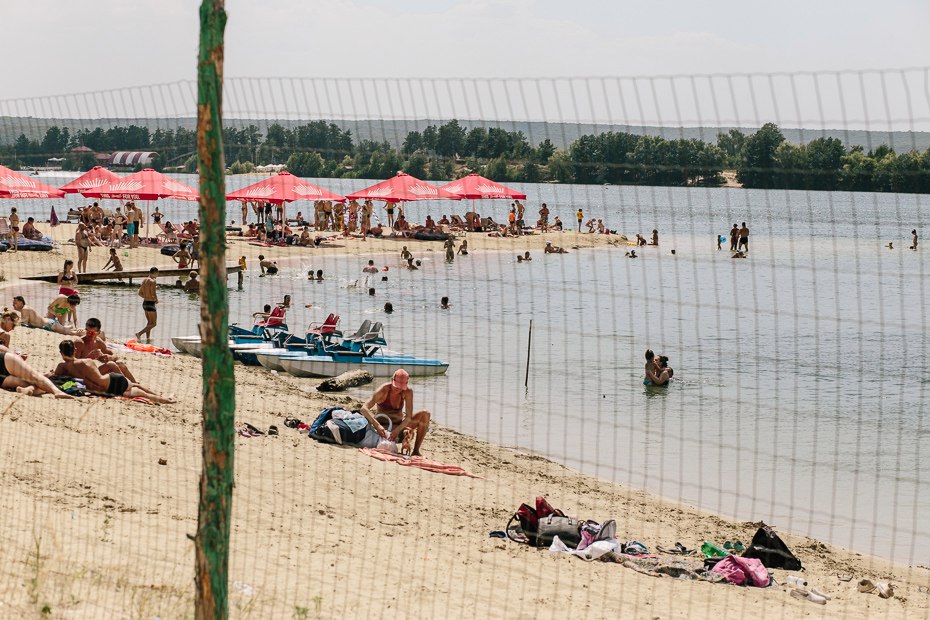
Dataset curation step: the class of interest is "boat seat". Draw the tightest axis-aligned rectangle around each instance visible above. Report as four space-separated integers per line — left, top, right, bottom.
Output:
344 319 372 342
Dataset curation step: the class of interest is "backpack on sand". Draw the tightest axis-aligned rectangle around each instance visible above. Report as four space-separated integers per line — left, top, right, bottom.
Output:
742 526 802 571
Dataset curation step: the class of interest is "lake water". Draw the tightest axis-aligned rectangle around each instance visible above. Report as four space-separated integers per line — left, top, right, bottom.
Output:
7 173 930 565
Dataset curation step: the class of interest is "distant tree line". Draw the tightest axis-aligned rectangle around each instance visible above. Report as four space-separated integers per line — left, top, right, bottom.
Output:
2 120 929 194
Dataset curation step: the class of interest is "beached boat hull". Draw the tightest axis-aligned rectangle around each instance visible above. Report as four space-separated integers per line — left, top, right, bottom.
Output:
171 336 202 357
254 349 309 371
279 355 448 379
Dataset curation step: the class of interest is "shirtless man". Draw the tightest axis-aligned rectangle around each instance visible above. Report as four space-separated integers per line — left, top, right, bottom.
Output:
737 222 749 253
401 246 413 262
12 296 81 335
135 268 158 341
103 248 123 272
54 340 174 403
359 369 431 456
544 241 567 254
126 203 139 247
912 229 919 250
444 237 455 262
73 317 137 382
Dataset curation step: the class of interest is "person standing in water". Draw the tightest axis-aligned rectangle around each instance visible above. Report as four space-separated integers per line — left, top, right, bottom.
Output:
135 267 158 341
911 229 919 250
737 222 749 253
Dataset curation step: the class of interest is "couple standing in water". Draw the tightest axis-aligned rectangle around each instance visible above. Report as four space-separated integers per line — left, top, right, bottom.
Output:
644 349 673 386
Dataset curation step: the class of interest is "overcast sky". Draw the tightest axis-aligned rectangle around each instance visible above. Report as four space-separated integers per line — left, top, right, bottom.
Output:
3 0 929 129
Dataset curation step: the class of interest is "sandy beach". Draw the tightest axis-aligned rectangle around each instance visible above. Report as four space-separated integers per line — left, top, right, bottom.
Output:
0 222 928 618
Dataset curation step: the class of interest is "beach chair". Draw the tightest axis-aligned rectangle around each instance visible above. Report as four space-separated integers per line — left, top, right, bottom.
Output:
450 215 467 229
307 313 340 337
253 304 287 328
357 321 385 344
344 319 372 342
156 223 179 244
0 218 9 240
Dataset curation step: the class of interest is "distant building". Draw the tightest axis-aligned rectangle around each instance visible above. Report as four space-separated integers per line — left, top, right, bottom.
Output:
108 151 158 168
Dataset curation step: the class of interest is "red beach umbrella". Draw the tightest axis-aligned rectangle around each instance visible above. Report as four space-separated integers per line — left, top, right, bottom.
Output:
84 168 199 202
345 172 462 203
59 166 122 195
227 171 345 204
439 174 527 200
0 165 65 199
84 168 198 237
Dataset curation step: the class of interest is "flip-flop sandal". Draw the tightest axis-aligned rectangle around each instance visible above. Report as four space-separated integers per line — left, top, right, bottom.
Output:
674 542 696 555
244 422 264 436
268 425 279 436
836 574 853 582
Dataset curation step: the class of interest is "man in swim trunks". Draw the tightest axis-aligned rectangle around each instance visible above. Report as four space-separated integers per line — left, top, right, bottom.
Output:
738 222 749 253
73 317 137 382
54 340 175 403
360 369 431 456
12 296 81 335
135 268 158 341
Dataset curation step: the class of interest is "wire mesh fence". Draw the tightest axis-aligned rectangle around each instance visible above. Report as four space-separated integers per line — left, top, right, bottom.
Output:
0 69 928 618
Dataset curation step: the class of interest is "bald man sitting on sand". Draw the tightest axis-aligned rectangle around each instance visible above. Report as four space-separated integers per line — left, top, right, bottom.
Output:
359 369 431 456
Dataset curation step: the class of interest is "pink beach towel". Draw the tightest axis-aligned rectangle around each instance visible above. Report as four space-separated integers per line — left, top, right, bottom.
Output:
359 448 483 478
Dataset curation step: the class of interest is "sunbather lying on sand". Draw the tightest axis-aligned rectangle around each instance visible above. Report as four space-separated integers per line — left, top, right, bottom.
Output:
12 296 82 336
54 340 175 403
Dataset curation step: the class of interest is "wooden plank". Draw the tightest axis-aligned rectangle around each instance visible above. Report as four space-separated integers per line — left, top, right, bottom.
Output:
22 264 242 284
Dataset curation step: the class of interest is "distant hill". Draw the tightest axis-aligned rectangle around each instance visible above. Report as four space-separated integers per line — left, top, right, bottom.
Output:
2 116 929 152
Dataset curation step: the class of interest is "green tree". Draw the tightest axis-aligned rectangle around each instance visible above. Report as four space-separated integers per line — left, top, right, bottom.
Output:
406 150 428 178
546 150 573 182
534 138 555 163
805 137 845 190
716 129 746 168
518 162 541 183
286 152 325 178
737 123 785 188
436 120 466 157
482 156 510 181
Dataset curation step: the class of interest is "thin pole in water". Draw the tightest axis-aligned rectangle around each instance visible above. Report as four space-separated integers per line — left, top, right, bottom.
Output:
524 319 533 388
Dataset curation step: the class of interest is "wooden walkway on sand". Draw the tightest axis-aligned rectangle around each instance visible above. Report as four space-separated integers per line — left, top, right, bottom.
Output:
24 264 244 287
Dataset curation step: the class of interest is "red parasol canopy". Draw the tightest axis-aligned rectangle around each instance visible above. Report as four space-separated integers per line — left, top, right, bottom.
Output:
345 172 461 203
59 166 122 195
84 168 198 201
0 165 65 199
439 174 527 200
226 171 345 203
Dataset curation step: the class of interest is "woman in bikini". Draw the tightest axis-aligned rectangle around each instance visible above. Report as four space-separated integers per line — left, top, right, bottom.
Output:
57 259 79 295
0 311 73 398
75 223 91 272
47 293 80 329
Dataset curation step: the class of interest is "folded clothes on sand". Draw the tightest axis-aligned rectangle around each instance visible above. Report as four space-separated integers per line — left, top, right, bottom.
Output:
359 448 482 478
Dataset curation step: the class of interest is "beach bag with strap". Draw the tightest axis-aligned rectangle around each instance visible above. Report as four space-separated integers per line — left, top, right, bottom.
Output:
536 515 583 548
742 526 802 571
506 496 566 546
